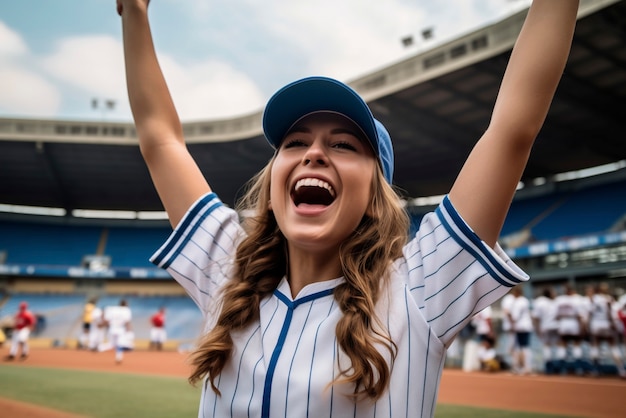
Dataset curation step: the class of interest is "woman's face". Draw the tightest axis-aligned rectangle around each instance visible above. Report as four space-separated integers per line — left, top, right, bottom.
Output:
269 112 377 255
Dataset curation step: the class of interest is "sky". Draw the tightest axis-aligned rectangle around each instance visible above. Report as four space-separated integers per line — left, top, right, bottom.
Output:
0 0 531 123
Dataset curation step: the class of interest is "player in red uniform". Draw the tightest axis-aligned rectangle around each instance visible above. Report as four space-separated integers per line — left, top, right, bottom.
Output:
149 307 166 351
4 302 36 361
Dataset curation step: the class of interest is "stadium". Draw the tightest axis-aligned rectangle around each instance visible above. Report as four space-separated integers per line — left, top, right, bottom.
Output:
1 0 626 414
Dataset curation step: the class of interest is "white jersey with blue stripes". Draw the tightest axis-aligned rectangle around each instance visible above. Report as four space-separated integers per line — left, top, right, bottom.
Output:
151 193 527 418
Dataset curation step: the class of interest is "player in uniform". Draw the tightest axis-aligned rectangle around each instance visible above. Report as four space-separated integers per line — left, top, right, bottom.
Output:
499 290 516 368
468 305 495 371
472 305 494 343
554 284 587 374
617 298 626 360
532 287 559 373
509 286 534 375
88 303 105 351
149 307 167 351
4 302 36 361
614 292 626 351
586 282 625 377
117 0 579 416
78 297 97 349
103 299 133 363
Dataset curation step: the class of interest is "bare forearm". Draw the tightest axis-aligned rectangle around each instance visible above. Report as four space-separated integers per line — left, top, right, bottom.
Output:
449 0 579 246
120 5 183 148
118 1 210 227
490 0 579 139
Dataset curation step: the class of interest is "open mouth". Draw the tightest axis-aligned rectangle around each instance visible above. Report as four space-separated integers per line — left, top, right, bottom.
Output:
292 178 336 207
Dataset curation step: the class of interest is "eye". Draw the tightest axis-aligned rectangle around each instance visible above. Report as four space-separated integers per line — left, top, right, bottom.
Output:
282 138 307 149
332 141 358 151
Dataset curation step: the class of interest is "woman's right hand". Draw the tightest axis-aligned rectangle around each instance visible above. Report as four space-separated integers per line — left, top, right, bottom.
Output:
116 0 150 17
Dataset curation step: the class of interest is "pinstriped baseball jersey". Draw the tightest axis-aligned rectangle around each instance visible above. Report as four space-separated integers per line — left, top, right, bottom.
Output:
151 192 528 418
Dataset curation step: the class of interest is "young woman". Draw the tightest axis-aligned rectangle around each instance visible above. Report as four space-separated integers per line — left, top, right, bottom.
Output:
117 0 580 416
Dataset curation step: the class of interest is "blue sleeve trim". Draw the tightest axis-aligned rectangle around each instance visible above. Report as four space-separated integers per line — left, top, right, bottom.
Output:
151 193 221 268
436 196 522 287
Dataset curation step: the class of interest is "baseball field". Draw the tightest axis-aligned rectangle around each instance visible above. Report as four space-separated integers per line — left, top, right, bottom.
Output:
0 346 623 417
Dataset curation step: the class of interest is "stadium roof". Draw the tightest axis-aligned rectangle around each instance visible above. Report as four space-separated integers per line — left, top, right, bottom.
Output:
1 0 625 214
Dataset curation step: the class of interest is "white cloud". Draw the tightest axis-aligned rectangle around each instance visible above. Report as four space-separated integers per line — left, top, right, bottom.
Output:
42 35 126 99
33 30 264 121
161 0 428 87
0 20 61 116
240 0 424 80
159 56 265 121
0 0 531 120
0 21 28 57
104 0 526 121
0 67 61 116
258 2 405 79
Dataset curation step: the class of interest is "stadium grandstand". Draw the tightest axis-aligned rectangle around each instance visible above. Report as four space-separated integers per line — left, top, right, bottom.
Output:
1 0 626 357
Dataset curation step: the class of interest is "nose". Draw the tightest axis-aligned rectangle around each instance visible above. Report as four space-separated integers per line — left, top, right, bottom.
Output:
302 141 328 167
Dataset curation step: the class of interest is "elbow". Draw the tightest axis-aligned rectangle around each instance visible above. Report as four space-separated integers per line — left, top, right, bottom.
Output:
513 127 541 152
138 135 179 166
138 138 159 162
136 117 184 161
137 125 184 163
487 120 543 151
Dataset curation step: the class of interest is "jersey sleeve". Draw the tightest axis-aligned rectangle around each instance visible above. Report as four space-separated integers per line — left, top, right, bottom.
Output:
403 195 528 345
150 193 245 320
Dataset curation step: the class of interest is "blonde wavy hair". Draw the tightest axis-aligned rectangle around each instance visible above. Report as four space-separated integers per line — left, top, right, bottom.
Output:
188 155 409 400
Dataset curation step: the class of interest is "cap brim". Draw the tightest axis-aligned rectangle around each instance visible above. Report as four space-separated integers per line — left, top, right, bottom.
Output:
262 77 378 152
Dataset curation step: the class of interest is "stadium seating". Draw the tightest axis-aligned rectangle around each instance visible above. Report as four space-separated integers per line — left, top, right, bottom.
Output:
531 181 626 241
0 292 202 344
1 176 625 350
2 179 625 269
104 226 171 268
0 221 101 265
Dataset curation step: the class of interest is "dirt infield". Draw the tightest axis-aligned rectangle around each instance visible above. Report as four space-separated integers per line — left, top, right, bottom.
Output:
2 347 625 417
438 369 625 417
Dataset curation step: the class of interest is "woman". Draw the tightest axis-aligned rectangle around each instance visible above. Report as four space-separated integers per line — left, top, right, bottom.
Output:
117 0 579 416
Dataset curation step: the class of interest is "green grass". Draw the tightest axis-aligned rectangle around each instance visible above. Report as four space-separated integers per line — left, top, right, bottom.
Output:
434 405 575 418
0 365 200 418
0 365 575 417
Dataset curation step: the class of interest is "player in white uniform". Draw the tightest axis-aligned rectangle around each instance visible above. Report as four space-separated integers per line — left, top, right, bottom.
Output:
472 306 494 343
103 299 133 363
116 0 579 416
499 291 516 368
614 293 626 349
468 306 494 371
509 286 534 375
586 283 625 377
532 287 559 373
554 285 586 374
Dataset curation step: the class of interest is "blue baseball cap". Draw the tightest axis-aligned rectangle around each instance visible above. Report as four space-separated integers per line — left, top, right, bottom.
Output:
262 76 394 184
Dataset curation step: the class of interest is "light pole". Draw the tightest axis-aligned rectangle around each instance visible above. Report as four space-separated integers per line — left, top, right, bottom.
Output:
91 98 117 121
401 27 434 50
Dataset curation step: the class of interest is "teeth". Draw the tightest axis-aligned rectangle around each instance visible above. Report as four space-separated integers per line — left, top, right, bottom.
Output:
294 178 335 197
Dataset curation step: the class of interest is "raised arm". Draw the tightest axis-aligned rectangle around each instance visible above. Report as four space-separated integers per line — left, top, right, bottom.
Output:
448 0 579 247
118 0 211 227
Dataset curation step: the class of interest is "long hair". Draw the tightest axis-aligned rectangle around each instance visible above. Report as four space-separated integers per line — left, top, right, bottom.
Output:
188 156 409 400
